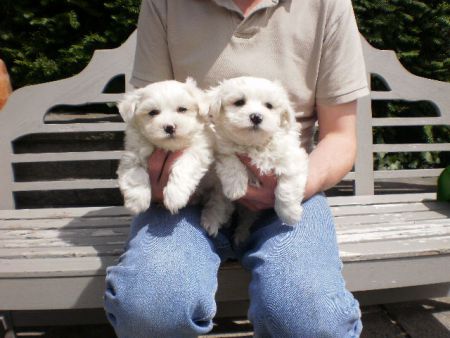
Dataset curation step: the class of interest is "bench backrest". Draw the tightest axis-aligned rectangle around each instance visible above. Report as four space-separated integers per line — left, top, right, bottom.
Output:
0 32 449 209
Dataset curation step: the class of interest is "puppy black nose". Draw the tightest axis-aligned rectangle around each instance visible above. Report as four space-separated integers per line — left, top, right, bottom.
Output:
164 125 176 135
249 113 263 125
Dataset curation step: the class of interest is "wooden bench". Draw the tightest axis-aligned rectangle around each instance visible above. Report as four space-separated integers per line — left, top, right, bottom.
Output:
1 32 449 335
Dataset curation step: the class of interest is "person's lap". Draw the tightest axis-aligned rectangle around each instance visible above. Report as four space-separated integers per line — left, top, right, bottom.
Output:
104 194 362 338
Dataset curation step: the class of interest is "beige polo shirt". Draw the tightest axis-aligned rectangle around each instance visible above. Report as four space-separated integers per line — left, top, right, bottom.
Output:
131 0 369 151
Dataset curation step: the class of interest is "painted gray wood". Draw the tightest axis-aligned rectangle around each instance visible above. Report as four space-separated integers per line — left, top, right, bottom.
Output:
1 34 449 209
0 32 136 209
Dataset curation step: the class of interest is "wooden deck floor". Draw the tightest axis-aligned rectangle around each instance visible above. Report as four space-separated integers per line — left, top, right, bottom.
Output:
10 297 450 338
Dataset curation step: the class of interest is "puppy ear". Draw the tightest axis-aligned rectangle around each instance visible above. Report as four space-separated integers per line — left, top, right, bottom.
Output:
118 89 144 122
184 77 209 120
272 80 297 131
206 86 222 122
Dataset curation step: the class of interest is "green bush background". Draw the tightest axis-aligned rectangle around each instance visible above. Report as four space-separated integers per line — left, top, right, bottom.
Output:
1 0 449 170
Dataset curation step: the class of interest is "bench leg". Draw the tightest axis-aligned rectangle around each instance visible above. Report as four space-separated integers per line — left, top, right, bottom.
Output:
0 312 16 338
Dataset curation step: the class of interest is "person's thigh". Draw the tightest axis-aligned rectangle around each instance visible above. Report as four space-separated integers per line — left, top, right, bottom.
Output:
104 204 221 338
240 194 362 338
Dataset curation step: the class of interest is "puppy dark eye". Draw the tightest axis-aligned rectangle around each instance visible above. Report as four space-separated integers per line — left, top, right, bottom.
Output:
265 102 273 109
234 99 246 107
148 110 160 116
177 107 188 113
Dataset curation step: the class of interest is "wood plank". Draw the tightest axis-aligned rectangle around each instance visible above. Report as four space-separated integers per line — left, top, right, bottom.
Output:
331 201 449 217
327 193 436 206
359 306 406 338
0 236 127 249
335 210 450 226
11 150 124 163
12 179 118 191
0 245 124 259
338 226 450 244
374 168 443 179
37 123 125 133
0 215 132 230
0 206 129 220
355 284 450 307
340 236 450 260
0 194 437 218
336 219 450 234
0 227 130 240
373 143 450 153
344 254 450 291
0 256 116 278
384 298 450 338
372 117 446 127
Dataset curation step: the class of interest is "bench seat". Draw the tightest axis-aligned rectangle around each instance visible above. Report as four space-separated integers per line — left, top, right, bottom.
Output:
1 193 449 311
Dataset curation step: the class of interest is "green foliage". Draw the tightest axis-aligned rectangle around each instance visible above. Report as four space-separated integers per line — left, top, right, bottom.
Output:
353 0 450 81
0 0 140 88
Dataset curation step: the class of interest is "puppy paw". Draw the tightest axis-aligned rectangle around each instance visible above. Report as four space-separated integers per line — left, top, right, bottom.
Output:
222 183 247 201
124 188 151 215
163 184 189 214
276 203 303 226
200 214 221 237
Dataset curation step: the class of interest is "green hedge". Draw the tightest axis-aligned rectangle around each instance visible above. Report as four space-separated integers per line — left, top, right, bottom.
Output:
0 0 140 88
1 0 449 170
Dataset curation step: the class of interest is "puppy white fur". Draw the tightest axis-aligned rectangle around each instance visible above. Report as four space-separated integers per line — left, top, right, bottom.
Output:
205 76 309 243
117 79 213 215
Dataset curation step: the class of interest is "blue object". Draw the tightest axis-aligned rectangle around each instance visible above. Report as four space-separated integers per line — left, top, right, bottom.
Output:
104 194 362 338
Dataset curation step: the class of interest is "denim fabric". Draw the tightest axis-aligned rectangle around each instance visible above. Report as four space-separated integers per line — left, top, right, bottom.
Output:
104 194 362 338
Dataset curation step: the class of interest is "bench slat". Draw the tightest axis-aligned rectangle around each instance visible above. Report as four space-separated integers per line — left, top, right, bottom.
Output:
332 201 449 216
0 216 132 230
13 179 118 191
0 236 127 249
340 236 450 261
327 193 436 206
373 143 450 152
0 206 129 220
374 168 444 179
11 151 124 163
0 227 129 240
0 194 437 219
0 201 445 229
0 245 124 259
335 210 449 226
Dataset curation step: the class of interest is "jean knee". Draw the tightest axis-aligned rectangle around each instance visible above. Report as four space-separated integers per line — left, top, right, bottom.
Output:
249 287 362 338
104 265 216 338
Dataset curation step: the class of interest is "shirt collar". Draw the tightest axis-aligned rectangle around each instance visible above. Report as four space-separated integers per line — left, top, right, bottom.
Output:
212 0 284 17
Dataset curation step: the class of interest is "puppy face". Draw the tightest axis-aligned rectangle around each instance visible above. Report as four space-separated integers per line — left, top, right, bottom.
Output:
209 77 295 146
118 78 208 149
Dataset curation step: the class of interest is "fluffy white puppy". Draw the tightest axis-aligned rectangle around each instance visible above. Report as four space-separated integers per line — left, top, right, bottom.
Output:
206 76 309 242
117 79 213 215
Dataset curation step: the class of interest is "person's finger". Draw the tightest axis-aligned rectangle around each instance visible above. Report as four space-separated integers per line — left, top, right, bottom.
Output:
239 197 269 212
258 172 277 188
148 149 168 184
238 197 259 212
237 154 262 178
245 184 275 202
159 150 183 185
238 154 276 184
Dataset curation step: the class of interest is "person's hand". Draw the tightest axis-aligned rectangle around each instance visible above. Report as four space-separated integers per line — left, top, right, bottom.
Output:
148 149 183 203
237 155 277 212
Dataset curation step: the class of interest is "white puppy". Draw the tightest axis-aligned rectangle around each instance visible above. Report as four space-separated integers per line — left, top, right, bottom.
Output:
117 79 213 215
206 76 309 243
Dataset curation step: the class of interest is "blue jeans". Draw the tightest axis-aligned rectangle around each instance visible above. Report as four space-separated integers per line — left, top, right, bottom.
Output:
104 194 362 337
